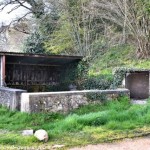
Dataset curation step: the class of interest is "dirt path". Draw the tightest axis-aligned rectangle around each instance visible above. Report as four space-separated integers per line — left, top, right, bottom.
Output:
70 137 150 150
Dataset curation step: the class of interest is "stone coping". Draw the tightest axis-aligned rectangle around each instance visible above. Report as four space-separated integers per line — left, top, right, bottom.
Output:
115 68 150 72
22 88 129 96
0 87 26 92
21 88 130 113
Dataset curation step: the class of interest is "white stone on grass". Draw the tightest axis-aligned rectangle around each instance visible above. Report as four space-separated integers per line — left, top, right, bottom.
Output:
34 129 48 142
22 130 34 136
52 145 65 148
131 100 147 105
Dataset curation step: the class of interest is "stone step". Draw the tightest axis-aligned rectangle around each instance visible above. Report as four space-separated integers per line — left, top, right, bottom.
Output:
131 99 147 105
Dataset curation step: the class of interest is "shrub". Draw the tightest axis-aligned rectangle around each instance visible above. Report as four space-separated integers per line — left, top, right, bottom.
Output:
81 75 113 90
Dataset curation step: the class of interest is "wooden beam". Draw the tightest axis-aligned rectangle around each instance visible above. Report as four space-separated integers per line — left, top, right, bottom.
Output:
0 52 83 60
6 62 61 67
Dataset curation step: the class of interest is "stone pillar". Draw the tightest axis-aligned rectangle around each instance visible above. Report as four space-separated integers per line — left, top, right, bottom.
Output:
0 87 27 110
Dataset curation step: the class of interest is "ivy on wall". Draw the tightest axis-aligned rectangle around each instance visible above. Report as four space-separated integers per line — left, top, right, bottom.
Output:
75 59 114 90
111 67 128 89
110 67 148 89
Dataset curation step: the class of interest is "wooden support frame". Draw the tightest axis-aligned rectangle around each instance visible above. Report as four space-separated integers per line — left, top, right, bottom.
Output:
0 52 82 90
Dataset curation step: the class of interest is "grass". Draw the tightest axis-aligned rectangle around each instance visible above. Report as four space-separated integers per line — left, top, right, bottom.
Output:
1 97 150 148
89 44 150 76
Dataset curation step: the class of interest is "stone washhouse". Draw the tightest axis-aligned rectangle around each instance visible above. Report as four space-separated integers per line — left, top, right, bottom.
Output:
0 52 130 113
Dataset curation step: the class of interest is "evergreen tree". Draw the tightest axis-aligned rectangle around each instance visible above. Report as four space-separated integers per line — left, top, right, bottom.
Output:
23 32 47 54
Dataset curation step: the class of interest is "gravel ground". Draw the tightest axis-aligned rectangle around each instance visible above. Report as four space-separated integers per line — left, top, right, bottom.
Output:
70 137 150 150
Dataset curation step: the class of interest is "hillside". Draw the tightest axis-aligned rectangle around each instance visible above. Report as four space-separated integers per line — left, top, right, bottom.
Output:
89 45 150 76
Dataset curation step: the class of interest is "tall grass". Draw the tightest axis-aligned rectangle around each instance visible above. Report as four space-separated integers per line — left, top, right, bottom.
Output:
1 96 150 146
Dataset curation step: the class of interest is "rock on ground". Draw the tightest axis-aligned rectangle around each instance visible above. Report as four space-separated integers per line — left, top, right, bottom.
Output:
34 129 48 142
22 130 34 136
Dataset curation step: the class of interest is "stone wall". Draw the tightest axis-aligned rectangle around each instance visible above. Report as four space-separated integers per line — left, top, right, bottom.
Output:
21 89 130 113
0 87 26 110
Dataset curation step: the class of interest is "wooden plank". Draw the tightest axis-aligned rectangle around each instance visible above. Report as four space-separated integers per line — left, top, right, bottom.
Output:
6 62 61 67
5 63 64 88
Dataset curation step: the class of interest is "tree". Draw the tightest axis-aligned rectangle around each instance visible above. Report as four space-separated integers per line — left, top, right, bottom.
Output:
23 31 47 54
0 0 61 54
45 0 106 57
0 0 44 19
91 0 150 58
1 0 149 58
0 0 110 57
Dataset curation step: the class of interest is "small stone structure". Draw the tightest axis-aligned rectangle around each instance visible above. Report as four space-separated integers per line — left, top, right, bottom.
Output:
0 87 26 110
21 89 129 113
122 69 150 99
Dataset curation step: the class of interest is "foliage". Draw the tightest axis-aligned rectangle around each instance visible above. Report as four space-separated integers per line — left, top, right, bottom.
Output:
43 0 107 56
1 0 150 58
44 16 75 54
82 75 113 90
111 67 128 89
89 44 150 78
78 74 113 100
75 59 89 88
39 8 60 37
23 32 48 54
93 0 150 58
67 59 113 91
111 66 150 89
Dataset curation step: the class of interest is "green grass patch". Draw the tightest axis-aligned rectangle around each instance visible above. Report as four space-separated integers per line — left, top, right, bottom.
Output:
89 44 150 76
1 97 150 148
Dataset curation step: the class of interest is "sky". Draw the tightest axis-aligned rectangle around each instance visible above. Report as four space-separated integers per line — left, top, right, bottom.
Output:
0 1 30 25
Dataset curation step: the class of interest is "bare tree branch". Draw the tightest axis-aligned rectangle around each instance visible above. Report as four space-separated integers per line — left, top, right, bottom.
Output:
0 11 31 34
0 1 16 12
8 11 31 25
14 0 32 11
92 0 150 58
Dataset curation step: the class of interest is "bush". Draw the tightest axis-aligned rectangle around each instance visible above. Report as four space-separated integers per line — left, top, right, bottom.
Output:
82 75 113 90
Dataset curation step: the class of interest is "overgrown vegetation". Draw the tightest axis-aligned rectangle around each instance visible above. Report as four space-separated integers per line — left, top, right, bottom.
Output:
3 0 149 58
0 1 150 147
89 45 150 75
1 97 150 147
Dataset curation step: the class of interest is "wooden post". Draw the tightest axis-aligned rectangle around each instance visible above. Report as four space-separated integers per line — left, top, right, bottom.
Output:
0 56 2 86
1 55 6 86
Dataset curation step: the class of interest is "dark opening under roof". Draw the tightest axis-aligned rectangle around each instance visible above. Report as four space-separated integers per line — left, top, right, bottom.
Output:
0 52 82 66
